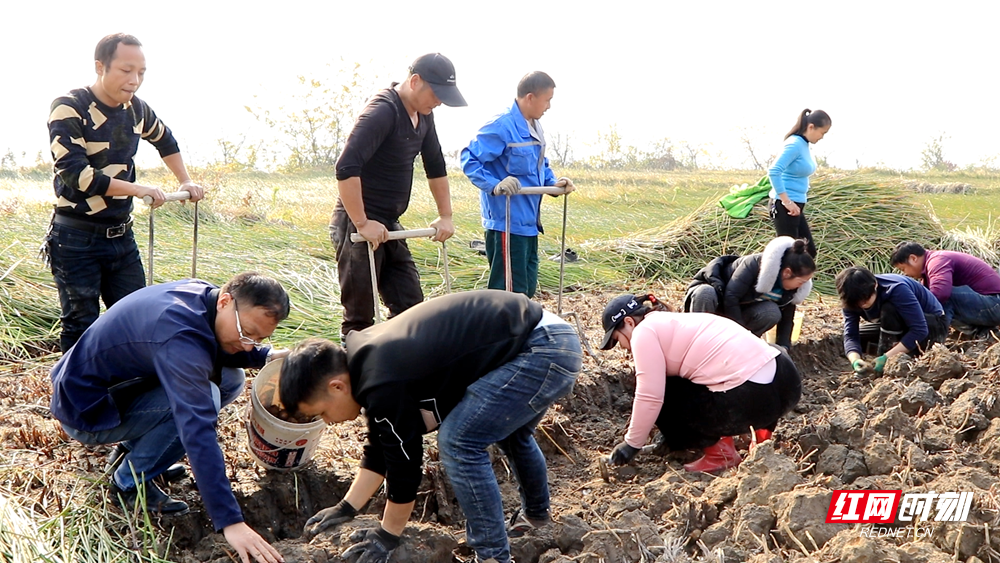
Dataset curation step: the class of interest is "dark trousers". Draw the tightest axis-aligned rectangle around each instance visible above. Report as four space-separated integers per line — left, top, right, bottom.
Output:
770 199 817 258
485 230 539 298
857 302 949 356
654 347 801 451
45 223 145 352
330 209 423 336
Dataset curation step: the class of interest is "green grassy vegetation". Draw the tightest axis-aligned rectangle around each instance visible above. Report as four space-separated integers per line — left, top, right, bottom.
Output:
0 166 998 357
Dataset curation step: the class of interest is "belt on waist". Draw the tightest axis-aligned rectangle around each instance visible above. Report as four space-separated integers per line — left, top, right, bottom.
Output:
52 214 134 238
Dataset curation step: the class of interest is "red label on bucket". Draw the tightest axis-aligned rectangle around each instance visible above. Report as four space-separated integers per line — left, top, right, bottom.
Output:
295 439 308 446
249 420 304 468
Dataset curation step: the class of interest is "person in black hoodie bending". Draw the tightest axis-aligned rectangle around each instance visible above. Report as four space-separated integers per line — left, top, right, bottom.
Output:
279 290 582 563
684 237 815 349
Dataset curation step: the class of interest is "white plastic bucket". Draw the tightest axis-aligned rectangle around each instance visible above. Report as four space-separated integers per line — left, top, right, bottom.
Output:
245 359 326 471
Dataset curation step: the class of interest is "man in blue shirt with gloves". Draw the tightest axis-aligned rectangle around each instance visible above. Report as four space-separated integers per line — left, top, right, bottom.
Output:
461 72 574 297
50 272 290 563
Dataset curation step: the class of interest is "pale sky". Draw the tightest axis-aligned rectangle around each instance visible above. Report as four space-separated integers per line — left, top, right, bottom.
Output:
2 0 997 171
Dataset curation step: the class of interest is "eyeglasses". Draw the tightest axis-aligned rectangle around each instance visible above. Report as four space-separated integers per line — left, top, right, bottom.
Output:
232 297 267 348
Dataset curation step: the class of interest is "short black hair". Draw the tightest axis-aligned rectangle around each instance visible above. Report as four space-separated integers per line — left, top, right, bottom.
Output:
95 33 142 69
835 266 878 309
220 272 290 321
890 241 927 266
517 71 555 98
279 338 349 416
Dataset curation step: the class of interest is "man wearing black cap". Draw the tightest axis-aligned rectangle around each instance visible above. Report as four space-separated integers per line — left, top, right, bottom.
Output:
331 53 466 335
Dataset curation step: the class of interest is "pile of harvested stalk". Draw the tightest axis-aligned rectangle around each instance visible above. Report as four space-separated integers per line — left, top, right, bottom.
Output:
590 173 997 295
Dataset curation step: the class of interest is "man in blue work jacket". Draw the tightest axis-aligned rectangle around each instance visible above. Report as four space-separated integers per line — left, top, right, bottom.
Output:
49 272 290 563
461 72 575 297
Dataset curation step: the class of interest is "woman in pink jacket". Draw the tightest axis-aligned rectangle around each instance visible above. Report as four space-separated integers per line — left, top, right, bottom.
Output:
600 294 801 473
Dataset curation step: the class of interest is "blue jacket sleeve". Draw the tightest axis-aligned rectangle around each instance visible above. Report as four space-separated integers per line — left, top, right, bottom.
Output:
154 330 244 531
890 287 930 352
843 309 862 356
768 139 801 196
462 122 507 193
543 156 557 186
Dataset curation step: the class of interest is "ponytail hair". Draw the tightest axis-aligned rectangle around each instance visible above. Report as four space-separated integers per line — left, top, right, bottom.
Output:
785 109 832 140
627 293 673 326
781 239 816 277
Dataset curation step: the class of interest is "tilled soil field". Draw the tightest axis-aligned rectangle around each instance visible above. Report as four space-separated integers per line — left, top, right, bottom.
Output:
3 283 1000 563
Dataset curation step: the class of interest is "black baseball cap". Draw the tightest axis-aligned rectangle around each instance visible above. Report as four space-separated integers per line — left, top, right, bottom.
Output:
409 53 467 107
600 294 642 350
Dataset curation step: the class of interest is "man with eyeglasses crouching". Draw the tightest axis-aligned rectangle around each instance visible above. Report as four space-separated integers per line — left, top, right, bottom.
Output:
50 272 291 563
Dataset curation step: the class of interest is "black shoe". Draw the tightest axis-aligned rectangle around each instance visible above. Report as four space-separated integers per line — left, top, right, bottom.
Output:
105 443 129 473
106 443 187 483
507 509 550 538
111 481 189 515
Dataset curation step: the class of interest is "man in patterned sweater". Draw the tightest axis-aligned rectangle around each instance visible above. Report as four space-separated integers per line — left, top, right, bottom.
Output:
45 33 205 352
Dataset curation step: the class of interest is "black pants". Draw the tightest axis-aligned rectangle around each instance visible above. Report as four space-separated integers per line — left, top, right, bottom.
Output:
857 302 949 356
654 347 801 451
45 220 145 352
770 199 817 258
330 208 423 336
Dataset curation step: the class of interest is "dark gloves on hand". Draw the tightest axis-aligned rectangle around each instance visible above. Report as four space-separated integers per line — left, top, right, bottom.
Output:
341 526 400 563
609 442 641 466
303 499 357 539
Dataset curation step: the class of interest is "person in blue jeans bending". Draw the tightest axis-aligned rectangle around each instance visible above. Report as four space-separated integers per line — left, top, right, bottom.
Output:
279 290 582 563
49 272 290 563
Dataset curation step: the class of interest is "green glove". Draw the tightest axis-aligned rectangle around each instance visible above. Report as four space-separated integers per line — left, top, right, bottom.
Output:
873 354 888 375
851 358 871 375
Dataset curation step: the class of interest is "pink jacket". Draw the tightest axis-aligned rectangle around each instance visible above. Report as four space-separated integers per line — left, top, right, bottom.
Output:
625 312 779 448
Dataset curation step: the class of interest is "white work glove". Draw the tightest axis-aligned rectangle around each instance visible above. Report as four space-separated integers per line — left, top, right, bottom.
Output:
493 176 521 196
555 177 576 194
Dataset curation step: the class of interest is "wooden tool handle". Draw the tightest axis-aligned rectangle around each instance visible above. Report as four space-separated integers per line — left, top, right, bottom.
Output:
518 186 570 195
350 227 437 243
143 190 191 205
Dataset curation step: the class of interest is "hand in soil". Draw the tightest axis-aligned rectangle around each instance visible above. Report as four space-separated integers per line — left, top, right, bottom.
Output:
341 527 400 563
303 499 357 539
873 354 889 375
223 522 284 563
851 358 873 375
609 442 640 466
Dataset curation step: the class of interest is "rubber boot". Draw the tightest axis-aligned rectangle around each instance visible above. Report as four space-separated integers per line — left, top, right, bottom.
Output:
750 429 772 449
683 437 741 473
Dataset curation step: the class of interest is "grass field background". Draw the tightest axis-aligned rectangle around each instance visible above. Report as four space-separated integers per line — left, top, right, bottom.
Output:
0 166 998 354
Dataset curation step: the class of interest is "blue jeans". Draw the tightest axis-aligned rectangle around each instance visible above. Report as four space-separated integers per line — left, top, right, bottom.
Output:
46 222 145 352
62 368 245 491
438 324 581 563
943 286 1000 328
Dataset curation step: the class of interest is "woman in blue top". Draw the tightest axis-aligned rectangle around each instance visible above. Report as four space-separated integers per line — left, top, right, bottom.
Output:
768 109 831 258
